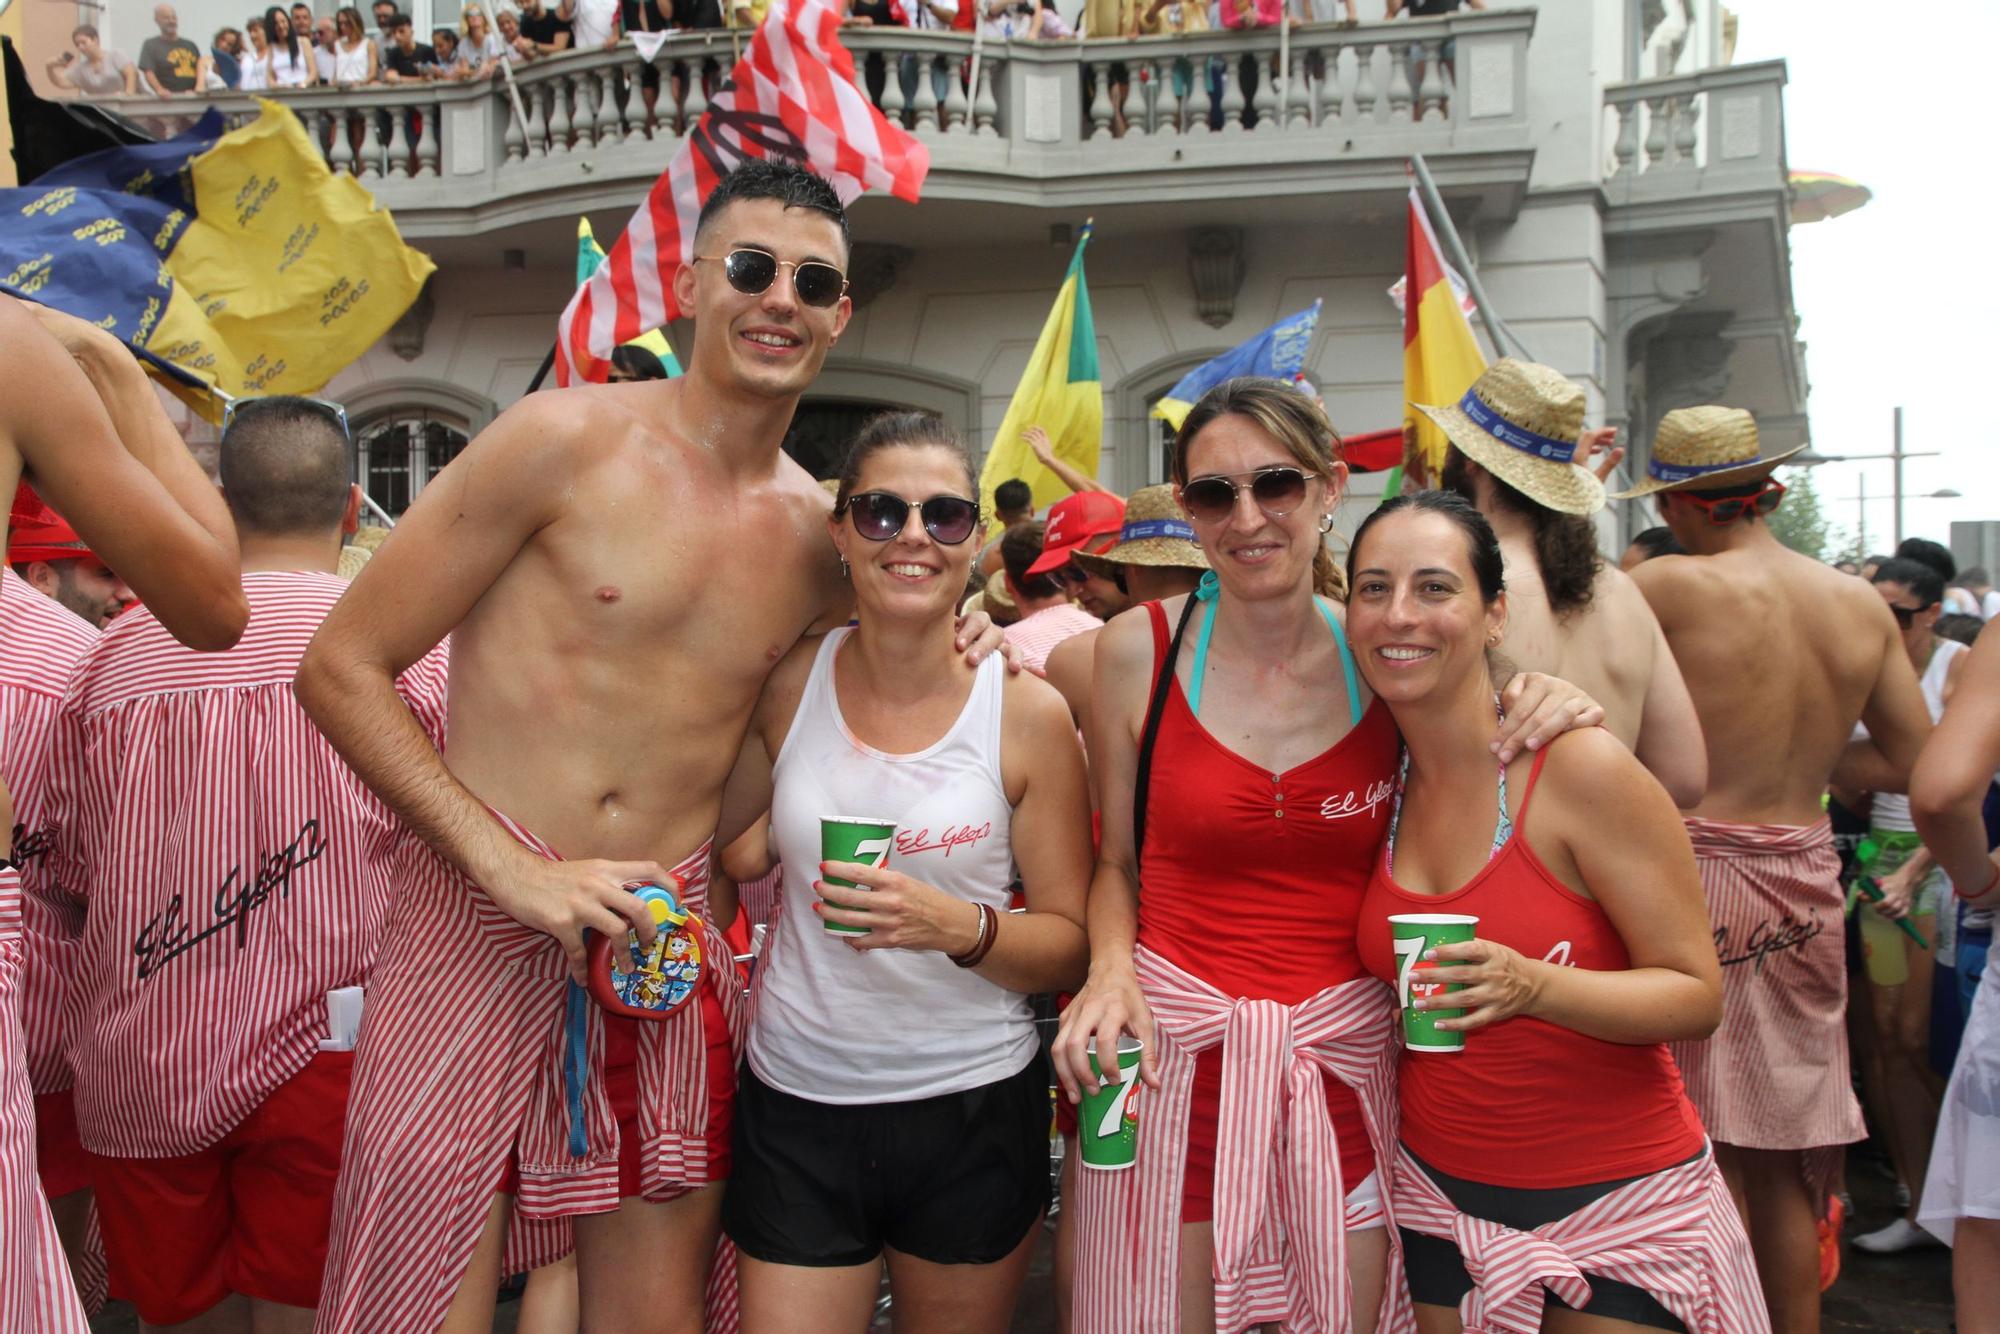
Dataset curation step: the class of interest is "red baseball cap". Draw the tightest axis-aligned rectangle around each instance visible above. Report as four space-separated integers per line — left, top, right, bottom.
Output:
1025 491 1127 578
7 484 97 566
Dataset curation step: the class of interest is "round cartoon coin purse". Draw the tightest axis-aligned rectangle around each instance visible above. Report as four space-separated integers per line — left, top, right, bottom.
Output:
586 879 704 1022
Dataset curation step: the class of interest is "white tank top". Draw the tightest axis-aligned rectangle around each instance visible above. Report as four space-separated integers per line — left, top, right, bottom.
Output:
748 628 1035 1104
269 44 312 86
1874 637 1967 832
334 39 371 83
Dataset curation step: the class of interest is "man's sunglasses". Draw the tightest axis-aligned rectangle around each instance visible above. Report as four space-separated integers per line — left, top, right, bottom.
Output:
694 249 848 309
221 395 351 442
844 491 980 546
1673 480 1785 526
1180 466 1312 525
1887 601 1935 630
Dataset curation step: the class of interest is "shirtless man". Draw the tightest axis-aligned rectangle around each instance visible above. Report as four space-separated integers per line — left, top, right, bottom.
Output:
1620 404 1932 1334
1421 358 1707 806
0 296 246 1331
295 161 1001 1333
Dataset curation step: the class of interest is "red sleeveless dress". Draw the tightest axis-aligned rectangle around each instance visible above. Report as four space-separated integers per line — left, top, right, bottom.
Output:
1134 601 1400 1219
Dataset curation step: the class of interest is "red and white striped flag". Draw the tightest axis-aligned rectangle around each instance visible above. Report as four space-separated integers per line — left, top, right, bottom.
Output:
553 0 929 385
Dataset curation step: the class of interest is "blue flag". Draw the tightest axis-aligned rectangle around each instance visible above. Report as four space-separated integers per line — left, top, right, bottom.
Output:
1151 299 1321 431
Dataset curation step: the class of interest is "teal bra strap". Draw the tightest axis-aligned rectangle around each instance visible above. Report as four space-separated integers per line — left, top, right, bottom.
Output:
1185 572 1364 728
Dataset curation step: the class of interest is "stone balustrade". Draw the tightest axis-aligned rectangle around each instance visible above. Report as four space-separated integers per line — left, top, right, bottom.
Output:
92 10 1535 238
1603 59 1788 199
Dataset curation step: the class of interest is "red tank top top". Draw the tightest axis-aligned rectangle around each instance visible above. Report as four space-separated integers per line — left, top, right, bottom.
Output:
1134 600 1399 1194
1357 742 1707 1188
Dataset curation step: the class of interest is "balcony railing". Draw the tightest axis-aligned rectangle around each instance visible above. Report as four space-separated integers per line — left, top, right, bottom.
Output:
91 10 1533 233
1602 59 1787 201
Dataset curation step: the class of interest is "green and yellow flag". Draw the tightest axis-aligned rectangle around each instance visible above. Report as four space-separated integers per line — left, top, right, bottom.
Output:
978 223 1101 515
576 216 681 376
0 101 433 419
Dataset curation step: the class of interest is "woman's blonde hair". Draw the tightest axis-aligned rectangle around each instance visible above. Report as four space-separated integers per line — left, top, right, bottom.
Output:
462 2 490 33
1171 376 1348 600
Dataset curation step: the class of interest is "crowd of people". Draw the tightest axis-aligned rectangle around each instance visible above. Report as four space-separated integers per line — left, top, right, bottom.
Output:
1 155 1997 1334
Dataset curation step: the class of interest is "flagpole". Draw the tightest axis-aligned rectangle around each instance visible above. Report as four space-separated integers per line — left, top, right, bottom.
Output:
1409 152 1531 361
525 343 557 394
966 23 986 131
498 57 534 151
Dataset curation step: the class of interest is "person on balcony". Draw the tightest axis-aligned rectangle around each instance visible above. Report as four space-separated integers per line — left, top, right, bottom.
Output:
495 9 534 61
209 26 245 88
331 6 380 84
514 0 575 57
430 26 468 76
460 5 510 77
381 13 438 80
562 0 623 48
46 24 140 98
139 6 206 96
236 17 274 90
313 15 341 81
264 5 320 86
1386 0 1483 115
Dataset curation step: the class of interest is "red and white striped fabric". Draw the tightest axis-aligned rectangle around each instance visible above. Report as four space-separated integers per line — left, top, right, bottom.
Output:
1668 817 1864 1211
1391 1141 1769 1333
47 571 449 1158
0 930 89 1333
1001 604 1100 677
1070 946 1410 1334
0 569 98 1096
552 0 929 385
318 817 745 1334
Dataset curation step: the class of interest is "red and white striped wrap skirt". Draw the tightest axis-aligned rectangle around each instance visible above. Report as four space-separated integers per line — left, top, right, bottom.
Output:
316 815 744 1334
1391 1142 1768 1333
1069 948 1409 1334
0 930 89 1333
1668 817 1864 1209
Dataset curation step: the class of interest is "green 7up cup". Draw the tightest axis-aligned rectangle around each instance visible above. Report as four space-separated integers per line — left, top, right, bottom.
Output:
1389 914 1479 1052
1078 1037 1143 1171
820 816 896 936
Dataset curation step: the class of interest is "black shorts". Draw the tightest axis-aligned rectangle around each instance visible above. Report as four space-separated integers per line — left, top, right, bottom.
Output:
723 1054 1050 1268
1399 1146 1698 1333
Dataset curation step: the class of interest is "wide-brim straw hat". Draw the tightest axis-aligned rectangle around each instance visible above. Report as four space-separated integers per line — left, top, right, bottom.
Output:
1610 405 1805 499
1072 484 1210 578
983 568 1017 612
337 544 373 580
1412 358 1606 516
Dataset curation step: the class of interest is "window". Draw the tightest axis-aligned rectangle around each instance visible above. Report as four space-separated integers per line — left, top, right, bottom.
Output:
355 410 469 517
785 397 906 480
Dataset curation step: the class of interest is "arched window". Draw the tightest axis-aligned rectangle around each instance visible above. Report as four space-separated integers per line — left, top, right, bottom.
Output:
355 410 469 517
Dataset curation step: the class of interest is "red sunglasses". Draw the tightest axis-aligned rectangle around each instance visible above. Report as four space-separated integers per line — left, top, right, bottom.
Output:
1672 479 1785 525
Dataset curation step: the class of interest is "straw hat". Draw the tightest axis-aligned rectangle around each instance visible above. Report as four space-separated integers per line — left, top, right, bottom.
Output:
983 568 1017 613
1609 405 1804 499
1412 359 1606 517
337 544 373 581
1072 484 1210 578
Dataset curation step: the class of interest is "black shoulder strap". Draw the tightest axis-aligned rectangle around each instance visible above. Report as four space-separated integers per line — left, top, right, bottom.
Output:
1132 593 1201 859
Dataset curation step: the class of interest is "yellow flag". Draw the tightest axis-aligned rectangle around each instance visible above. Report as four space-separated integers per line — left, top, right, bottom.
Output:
1402 187 1485 484
978 225 1102 515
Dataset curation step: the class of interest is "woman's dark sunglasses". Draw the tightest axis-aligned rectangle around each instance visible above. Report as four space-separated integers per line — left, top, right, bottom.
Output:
845 491 980 545
695 248 848 308
1180 466 1311 524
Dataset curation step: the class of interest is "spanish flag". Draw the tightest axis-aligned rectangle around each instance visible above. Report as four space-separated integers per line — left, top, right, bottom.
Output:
978 224 1101 515
0 102 433 419
1402 185 1486 486
576 217 681 376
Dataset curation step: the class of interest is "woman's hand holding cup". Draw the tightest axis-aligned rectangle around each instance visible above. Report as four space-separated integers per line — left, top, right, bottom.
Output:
815 860 980 955
1052 956 1160 1102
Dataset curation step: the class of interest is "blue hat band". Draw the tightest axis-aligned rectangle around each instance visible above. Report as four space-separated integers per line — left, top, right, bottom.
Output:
1458 390 1578 464
1647 456 1760 484
1117 518 1196 544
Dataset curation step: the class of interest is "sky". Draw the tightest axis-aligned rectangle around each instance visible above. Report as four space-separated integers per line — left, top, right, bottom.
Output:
1733 0 2000 556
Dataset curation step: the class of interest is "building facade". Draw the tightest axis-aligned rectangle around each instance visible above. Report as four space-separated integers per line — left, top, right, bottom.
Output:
27 0 1804 542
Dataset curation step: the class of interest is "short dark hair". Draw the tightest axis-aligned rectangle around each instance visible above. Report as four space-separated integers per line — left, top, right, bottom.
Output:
1348 489 1506 606
1872 557 1945 610
1001 521 1061 601
832 411 975 519
1962 566 1991 587
389 12 413 29
220 398 353 536
994 479 1032 516
694 159 849 254
609 344 669 381
1894 537 1955 584
1627 526 1684 562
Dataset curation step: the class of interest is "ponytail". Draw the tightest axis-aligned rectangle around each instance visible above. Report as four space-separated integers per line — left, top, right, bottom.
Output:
1312 539 1346 602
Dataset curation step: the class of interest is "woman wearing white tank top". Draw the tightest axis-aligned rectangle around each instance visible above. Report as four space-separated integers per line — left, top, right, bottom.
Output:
717 411 1091 1332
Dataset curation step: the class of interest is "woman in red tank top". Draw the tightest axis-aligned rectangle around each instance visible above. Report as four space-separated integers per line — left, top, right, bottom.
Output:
1345 492 1765 1334
1047 381 1605 1334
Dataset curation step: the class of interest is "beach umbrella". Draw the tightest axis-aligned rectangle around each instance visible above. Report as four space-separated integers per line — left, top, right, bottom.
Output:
1789 170 1872 225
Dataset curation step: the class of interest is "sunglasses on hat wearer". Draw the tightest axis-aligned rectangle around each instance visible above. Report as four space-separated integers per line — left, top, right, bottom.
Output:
694 248 849 309
1179 466 1312 525
1668 479 1785 526
843 492 980 546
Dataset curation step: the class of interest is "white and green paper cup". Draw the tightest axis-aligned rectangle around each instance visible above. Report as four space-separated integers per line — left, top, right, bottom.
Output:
1389 914 1479 1052
819 815 895 936
1078 1036 1143 1171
